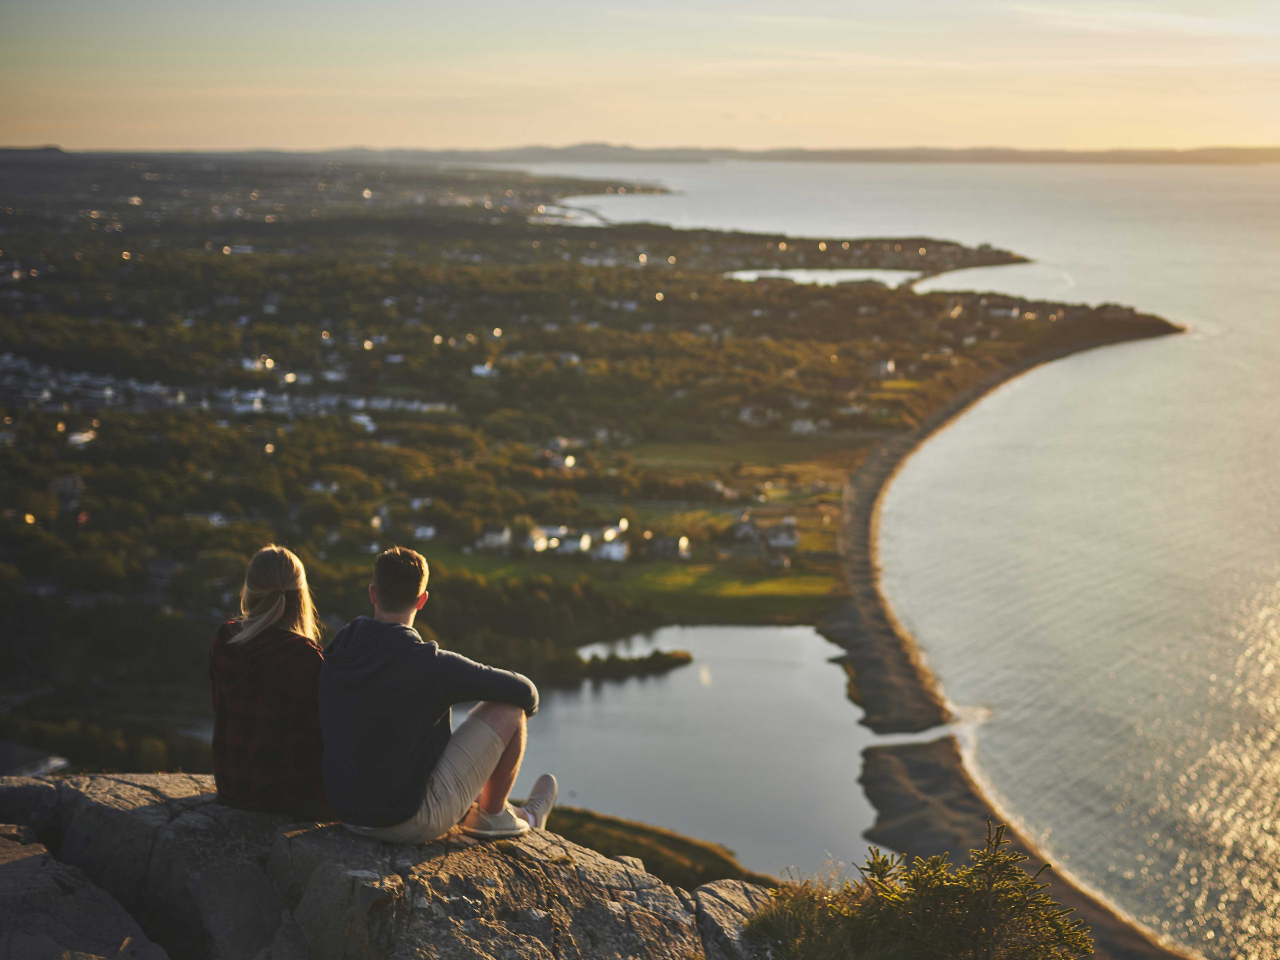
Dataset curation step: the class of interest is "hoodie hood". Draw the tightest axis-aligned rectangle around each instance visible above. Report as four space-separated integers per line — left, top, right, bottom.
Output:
323 616 423 688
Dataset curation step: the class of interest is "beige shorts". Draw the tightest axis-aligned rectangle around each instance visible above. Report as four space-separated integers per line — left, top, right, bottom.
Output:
342 713 506 844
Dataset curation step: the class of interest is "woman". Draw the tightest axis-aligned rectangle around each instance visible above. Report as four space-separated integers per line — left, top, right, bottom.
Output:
209 545 333 819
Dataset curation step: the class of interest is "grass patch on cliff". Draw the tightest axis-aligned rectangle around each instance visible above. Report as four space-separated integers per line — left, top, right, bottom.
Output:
538 804 777 892
747 824 1092 960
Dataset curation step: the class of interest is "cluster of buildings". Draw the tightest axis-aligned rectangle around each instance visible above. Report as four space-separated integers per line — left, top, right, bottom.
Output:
0 354 455 427
728 513 801 569
471 518 691 563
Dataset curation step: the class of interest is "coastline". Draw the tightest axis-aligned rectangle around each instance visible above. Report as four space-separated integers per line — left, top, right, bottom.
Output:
821 322 1196 960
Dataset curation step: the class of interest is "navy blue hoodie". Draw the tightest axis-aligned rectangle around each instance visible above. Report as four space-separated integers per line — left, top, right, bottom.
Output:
318 616 538 827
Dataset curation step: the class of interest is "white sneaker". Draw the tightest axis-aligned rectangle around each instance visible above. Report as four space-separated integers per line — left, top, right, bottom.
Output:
460 802 531 839
519 774 558 830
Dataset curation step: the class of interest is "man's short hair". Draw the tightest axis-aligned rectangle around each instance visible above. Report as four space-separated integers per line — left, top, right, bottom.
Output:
373 546 429 612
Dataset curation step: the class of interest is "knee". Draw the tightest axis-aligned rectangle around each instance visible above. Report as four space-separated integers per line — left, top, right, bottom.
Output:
471 701 525 738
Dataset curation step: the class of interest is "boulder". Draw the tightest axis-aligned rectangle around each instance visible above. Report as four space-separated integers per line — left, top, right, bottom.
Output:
0 775 774 960
0 823 168 960
270 821 706 960
694 880 773 960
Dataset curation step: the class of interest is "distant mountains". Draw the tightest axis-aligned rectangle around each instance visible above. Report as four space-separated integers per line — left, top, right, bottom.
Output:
4 143 1280 165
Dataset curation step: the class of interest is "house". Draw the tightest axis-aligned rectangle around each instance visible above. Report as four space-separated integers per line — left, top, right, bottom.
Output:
649 535 692 560
555 532 592 555
592 539 630 562
522 527 550 553
869 359 896 379
763 517 800 550
790 419 817 435
584 525 623 545
471 362 498 378
475 525 512 552
414 525 436 542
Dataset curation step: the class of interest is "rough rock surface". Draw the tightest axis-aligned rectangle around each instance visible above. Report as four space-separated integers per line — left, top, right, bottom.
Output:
0 822 168 960
0 775 770 960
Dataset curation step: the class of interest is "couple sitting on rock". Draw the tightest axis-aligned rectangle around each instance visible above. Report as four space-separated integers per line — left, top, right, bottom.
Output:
208 544 557 841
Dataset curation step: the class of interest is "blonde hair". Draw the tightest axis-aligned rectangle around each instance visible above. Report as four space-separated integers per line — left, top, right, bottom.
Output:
230 545 322 645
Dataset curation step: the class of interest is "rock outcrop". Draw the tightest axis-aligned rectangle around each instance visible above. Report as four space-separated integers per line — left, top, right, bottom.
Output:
0 775 770 960
0 823 167 960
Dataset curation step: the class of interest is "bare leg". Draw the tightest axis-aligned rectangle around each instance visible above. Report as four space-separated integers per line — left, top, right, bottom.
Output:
469 702 529 818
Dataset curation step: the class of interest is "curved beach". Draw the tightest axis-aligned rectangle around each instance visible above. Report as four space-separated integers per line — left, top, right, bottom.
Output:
822 326 1195 960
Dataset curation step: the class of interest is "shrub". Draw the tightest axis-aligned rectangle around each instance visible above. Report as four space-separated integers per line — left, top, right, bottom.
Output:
747 823 1093 960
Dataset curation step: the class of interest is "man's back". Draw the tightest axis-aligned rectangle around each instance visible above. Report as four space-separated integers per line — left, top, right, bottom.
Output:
318 616 538 828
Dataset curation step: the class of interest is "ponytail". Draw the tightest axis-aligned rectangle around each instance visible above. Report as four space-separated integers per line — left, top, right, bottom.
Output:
229 545 322 645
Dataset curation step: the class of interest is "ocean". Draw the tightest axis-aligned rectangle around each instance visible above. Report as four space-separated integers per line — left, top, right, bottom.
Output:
511 159 1280 959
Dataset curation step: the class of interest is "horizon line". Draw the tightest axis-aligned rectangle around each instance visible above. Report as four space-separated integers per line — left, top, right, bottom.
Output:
5 143 1280 166
5 142 1280 154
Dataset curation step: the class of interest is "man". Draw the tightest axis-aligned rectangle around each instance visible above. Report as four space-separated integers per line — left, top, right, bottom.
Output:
319 546 556 841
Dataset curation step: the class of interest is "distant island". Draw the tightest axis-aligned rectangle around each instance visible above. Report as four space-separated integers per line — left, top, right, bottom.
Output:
4 143 1280 165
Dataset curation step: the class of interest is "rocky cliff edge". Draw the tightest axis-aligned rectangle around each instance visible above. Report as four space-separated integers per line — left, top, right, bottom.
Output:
0 774 771 960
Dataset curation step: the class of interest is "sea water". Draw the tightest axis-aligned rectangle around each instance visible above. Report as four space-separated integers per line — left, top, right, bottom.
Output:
513 160 1280 959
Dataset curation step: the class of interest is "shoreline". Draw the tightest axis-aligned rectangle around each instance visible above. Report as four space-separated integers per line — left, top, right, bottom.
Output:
821 323 1196 960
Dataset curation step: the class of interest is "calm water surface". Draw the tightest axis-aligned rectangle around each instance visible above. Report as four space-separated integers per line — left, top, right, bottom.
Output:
514 625 883 877
516 161 1280 959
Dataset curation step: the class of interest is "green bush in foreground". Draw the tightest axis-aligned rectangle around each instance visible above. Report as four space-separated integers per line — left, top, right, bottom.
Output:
748 823 1093 960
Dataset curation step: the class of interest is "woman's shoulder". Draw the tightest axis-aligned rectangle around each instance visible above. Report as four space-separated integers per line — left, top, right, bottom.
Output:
270 627 326 657
211 619 241 647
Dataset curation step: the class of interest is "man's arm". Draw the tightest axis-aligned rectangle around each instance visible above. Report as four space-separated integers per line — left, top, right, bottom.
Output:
433 649 539 716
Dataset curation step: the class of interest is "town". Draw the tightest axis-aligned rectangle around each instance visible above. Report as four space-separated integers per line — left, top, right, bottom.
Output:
0 152 1170 773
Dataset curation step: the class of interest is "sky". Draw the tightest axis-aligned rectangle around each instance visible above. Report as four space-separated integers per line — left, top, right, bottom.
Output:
3 0 1279 152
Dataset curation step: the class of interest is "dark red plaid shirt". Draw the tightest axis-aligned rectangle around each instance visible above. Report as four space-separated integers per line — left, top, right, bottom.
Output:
209 621 333 820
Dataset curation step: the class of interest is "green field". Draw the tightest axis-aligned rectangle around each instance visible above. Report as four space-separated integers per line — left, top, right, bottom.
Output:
407 543 847 625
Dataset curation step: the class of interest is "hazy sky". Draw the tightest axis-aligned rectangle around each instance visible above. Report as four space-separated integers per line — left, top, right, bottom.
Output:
3 0 1278 151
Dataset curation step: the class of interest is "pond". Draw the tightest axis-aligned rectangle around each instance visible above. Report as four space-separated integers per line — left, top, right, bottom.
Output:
514 624 887 876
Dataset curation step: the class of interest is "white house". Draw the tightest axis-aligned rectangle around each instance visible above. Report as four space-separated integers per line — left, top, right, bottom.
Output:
414 525 436 542
790 419 817 435
475 525 512 551
555 532 592 555
591 540 630 562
